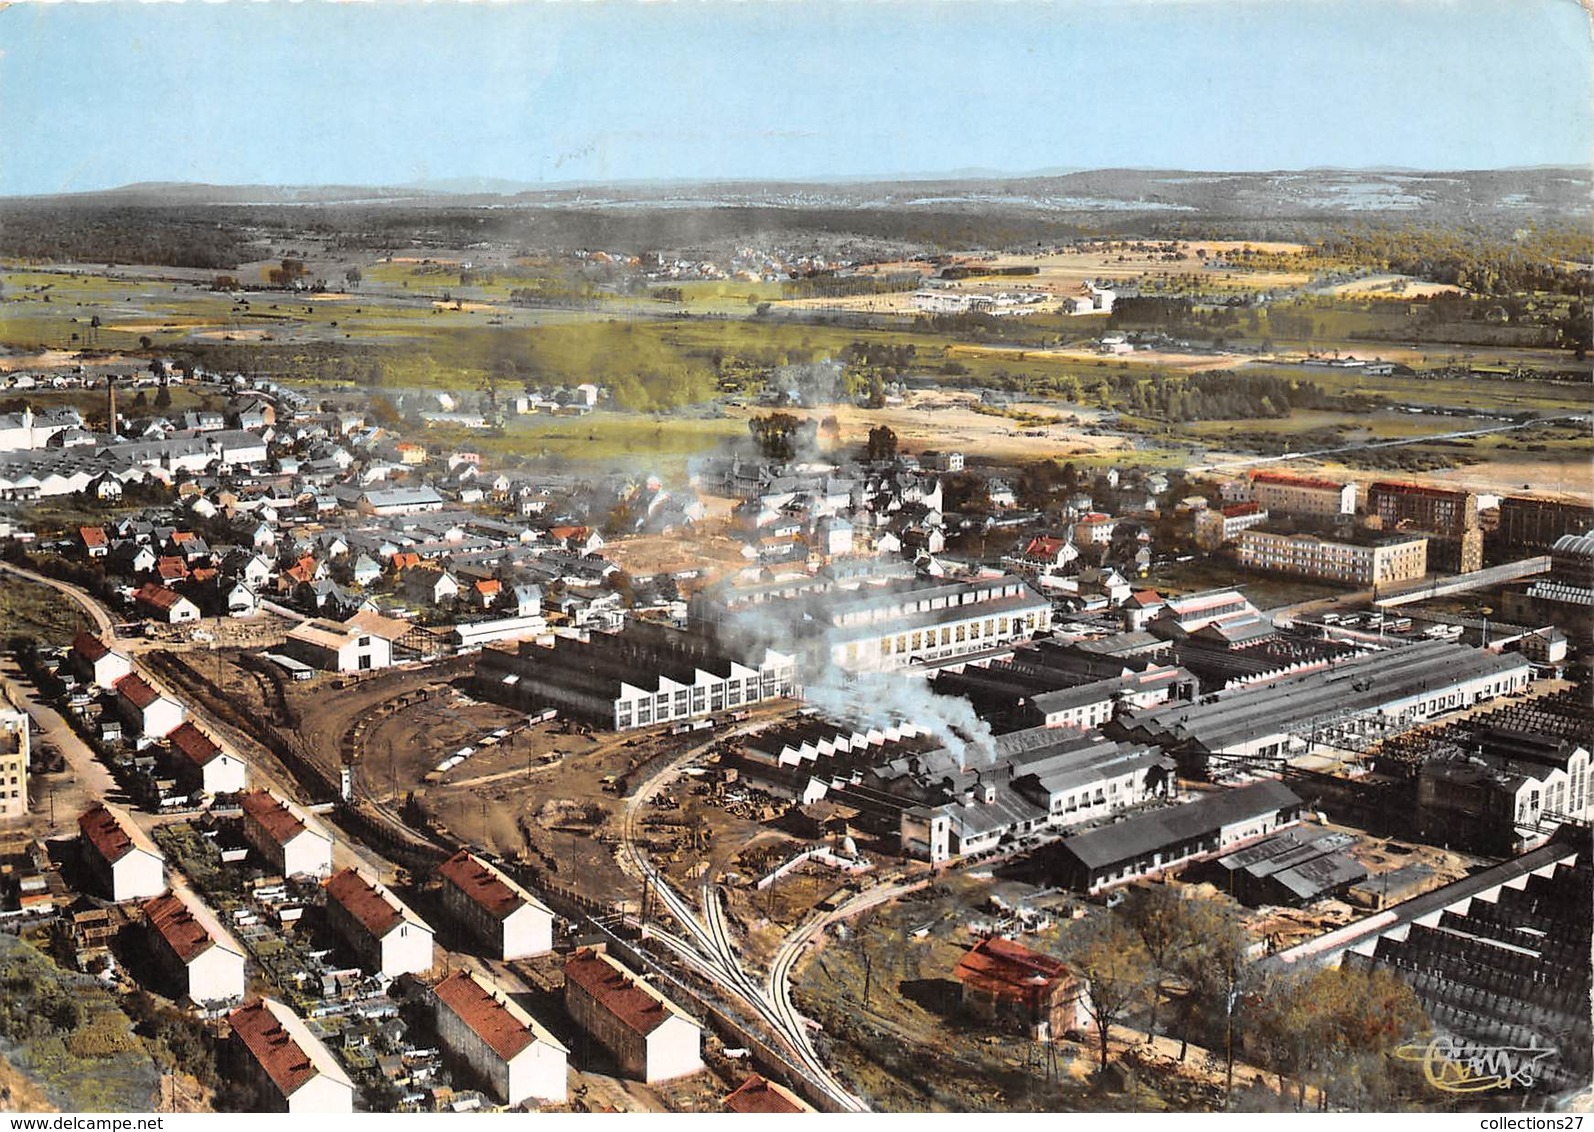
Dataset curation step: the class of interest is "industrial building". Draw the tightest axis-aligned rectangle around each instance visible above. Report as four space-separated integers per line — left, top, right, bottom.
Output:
474 622 796 731
323 868 435 981
1205 828 1367 906
692 571 1053 674
1237 529 1428 587
141 889 248 1005
931 638 1192 732
282 610 411 673
436 851 555 961
229 998 355 1114
1048 780 1304 893
563 947 703 1083
952 936 1089 1040
1112 639 1533 776
1271 824 1591 1097
431 970 568 1108
1370 684 1593 855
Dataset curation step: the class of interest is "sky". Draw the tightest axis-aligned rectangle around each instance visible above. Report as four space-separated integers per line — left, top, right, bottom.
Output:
1 0 1590 196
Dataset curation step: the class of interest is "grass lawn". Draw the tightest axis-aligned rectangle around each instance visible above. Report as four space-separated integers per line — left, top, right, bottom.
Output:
1143 556 1354 611
0 572 93 646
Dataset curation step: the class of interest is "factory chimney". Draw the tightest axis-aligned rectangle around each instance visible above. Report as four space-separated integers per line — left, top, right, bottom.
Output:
105 376 118 438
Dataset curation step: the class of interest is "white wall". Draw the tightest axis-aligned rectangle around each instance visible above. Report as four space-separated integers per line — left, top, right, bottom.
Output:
378 922 434 979
643 1015 703 1083
501 903 554 961
506 1041 567 1106
283 831 334 879
188 945 246 1004
111 850 166 902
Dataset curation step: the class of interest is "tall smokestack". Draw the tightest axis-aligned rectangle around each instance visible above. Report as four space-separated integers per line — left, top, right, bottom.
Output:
106 376 118 438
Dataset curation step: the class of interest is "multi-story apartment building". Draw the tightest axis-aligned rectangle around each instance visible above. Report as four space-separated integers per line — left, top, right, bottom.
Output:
0 685 28 819
1247 471 1357 518
1367 481 1483 573
1237 529 1428 587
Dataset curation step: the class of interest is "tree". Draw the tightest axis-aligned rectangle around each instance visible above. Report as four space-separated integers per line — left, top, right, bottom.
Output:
343 266 363 290
154 384 172 410
369 395 401 428
1065 911 1156 1079
749 412 801 460
865 424 898 463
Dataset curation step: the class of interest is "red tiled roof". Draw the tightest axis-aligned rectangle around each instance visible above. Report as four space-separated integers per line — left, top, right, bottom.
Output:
79 803 137 864
548 526 589 541
229 1000 318 1098
115 673 162 710
433 971 536 1061
953 937 1072 1000
324 869 402 939
1368 481 1468 501
473 579 501 595
80 526 108 548
72 631 110 662
723 1075 809 1114
438 851 524 920
389 552 422 572
1127 590 1163 607
564 949 674 1037
168 722 223 768
1251 470 1347 492
134 582 185 610
1221 502 1263 518
144 891 216 963
239 791 307 846
1021 536 1067 558
156 557 189 581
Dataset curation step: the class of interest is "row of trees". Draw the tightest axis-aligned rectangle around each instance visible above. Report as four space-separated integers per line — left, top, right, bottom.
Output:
1318 225 1593 297
1067 887 1429 1110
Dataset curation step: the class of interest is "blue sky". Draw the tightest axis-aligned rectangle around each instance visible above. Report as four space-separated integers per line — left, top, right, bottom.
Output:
1 0 1589 195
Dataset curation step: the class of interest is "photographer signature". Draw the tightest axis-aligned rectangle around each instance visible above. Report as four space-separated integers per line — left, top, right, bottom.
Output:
1393 1034 1556 1092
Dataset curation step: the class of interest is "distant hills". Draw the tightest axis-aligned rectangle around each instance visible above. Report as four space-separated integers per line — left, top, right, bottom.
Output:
22 167 1591 226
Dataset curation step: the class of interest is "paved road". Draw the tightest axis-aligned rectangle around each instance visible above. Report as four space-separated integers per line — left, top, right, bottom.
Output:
0 654 118 833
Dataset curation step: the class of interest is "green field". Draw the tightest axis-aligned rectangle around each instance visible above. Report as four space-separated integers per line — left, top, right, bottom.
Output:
0 571 90 647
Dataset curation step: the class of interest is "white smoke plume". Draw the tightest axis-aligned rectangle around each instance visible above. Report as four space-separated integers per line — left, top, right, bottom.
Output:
797 670 997 771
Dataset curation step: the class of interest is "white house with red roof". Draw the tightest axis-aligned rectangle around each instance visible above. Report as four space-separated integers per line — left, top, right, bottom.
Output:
79 525 109 558
143 889 247 1004
229 998 354 1114
437 850 554 961
166 721 246 796
132 582 200 623
70 632 132 689
432 969 568 1107
114 672 186 738
323 869 434 981
238 790 333 878
78 802 166 902
564 947 702 1083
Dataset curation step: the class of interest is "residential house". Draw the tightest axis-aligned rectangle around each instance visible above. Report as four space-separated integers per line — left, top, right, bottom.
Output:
431 970 568 1108
142 889 247 1005
436 851 554 961
79 802 166 902
953 936 1089 1040
563 947 703 1083
323 869 435 981
238 790 334 879
114 673 187 738
166 721 247 796
229 998 354 1114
